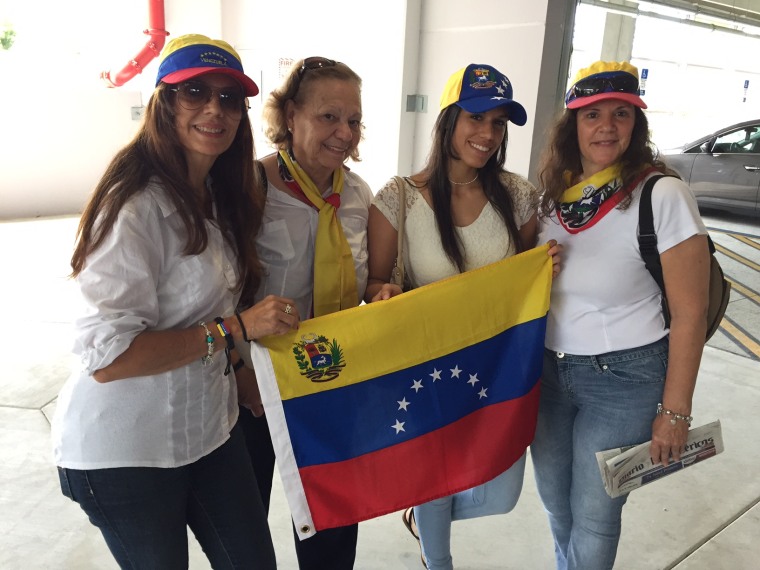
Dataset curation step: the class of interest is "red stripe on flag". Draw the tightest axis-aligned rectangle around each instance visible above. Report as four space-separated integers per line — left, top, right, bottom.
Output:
299 382 540 530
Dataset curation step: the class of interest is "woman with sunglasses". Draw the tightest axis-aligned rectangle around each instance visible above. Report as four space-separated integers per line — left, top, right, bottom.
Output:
530 61 709 570
51 34 297 569
365 64 560 570
235 57 372 570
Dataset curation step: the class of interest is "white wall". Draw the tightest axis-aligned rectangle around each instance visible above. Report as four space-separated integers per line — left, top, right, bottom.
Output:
0 0 226 220
0 0 410 219
220 0 409 194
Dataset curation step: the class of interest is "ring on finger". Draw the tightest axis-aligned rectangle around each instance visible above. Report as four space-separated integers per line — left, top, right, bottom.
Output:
284 303 293 315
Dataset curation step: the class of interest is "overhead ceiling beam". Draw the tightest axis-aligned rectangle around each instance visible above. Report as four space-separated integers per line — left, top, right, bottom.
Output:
580 0 760 36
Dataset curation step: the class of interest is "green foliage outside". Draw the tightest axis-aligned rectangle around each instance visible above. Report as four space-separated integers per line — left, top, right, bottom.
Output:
1 29 16 50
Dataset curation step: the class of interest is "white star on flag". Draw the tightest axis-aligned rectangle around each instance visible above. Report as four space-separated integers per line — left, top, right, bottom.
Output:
450 365 462 379
478 387 488 399
430 368 442 381
468 373 479 386
495 84 505 95
398 397 410 411
392 420 406 434
411 379 424 392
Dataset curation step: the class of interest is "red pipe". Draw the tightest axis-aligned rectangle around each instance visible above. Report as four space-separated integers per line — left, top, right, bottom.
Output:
100 0 169 88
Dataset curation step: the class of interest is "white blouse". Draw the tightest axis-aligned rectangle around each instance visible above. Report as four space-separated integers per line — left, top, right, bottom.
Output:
254 170 372 317
372 172 538 287
52 180 240 469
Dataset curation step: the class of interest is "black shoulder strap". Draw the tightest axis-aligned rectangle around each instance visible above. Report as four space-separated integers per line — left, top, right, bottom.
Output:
637 174 668 293
638 174 672 326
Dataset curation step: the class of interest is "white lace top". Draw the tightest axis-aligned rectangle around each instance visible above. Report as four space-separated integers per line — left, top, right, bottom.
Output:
372 172 538 287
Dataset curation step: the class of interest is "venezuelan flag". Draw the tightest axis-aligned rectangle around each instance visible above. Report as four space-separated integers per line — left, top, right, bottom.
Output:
251 244 551 538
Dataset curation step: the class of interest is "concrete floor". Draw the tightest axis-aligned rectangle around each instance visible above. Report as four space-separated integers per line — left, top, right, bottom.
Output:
1 215 759 569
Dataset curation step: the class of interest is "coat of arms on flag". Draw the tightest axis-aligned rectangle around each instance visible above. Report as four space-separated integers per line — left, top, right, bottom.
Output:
250 244 552 539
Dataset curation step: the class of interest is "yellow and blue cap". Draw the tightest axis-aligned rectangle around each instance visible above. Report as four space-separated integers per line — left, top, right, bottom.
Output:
439 64 527 126
155 34 259 96
565 61 646 110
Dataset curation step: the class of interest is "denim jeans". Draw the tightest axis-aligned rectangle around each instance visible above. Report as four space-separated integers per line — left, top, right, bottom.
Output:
531 337 668 570
57 422 276 570
415 453 527 570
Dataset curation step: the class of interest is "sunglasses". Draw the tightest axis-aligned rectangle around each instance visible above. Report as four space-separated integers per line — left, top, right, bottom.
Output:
170 81 249 116
566 73 640 105
298 56 339 76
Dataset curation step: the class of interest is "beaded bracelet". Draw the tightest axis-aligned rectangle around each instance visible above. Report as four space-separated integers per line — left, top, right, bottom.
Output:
656 403 693 426
234 309 252 343
215 317 236 375
199 321 214 365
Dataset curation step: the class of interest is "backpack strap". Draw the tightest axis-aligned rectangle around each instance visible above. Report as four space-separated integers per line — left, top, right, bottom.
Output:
637 174 671 326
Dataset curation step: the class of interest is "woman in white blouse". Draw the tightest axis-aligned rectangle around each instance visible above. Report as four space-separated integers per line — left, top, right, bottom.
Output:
366 64 559 570
236 57 372 570
51 34 296 569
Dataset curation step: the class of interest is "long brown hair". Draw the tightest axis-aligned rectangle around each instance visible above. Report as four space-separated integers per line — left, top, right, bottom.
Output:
417 105 523 272
537 107 672 216
70 83 264 304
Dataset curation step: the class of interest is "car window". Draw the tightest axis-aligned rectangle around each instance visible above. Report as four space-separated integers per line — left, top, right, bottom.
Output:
711 125 760 153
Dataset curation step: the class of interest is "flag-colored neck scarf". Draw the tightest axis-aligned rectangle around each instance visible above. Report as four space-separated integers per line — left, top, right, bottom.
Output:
278 150 358 316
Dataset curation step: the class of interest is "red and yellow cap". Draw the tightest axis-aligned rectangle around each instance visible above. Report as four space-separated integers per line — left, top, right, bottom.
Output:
155 34 259 96
565 61 646 110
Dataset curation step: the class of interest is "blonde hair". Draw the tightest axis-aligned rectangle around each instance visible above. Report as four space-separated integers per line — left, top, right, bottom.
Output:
262 58 364 162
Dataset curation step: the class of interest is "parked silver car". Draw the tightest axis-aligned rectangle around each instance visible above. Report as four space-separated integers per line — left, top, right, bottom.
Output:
661 119 760 217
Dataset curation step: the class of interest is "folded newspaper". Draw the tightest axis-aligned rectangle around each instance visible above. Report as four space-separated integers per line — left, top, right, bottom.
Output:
595 420 723 498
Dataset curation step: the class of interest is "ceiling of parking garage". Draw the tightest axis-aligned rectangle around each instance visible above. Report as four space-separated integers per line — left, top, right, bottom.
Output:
586 0 760 30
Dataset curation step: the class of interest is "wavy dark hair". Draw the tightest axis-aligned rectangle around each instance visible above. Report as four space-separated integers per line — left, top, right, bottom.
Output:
416 105 523 272
537 106 673 216
262 58 364 162
70 82 265 306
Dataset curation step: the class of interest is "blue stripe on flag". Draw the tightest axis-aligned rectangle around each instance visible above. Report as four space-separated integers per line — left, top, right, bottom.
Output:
282 316 546 467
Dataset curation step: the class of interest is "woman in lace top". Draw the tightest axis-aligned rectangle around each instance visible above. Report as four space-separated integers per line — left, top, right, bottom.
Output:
365 64 559 570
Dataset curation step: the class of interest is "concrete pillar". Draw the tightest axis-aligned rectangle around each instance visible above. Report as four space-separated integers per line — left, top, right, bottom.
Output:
600 0 636 61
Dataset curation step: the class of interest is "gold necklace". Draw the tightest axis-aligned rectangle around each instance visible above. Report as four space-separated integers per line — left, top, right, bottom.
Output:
448 171 479 186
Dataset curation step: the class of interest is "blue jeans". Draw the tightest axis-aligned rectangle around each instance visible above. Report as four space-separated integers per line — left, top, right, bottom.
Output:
57 422 276 569
415 453 527 570
531 337 668 570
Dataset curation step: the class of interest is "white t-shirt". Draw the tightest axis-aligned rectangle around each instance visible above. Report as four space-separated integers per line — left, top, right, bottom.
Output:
52 180 240 469
373 172 538 286
538 174 707 355
254 170 372 317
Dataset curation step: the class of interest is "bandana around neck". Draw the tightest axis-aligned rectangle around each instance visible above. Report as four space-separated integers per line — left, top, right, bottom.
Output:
556 165 625 233
277 150 358 316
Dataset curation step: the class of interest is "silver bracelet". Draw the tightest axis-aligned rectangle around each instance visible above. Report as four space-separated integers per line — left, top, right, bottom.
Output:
656 403 692 426
199 321 214 365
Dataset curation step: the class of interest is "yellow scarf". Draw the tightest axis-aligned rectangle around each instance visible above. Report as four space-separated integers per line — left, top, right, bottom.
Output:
559 164 622 203
278 150 358 316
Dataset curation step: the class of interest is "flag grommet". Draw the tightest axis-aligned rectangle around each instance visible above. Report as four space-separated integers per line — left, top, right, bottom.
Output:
299 524 311 534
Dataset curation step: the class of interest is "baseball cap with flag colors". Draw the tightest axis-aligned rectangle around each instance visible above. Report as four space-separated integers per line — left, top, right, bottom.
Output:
439 63 527 126
565 61 646 110
155 34 259 97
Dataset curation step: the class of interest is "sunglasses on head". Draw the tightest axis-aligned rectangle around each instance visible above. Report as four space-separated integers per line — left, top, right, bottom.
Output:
170 80 249 116
298 56 339 76
566 72 640 105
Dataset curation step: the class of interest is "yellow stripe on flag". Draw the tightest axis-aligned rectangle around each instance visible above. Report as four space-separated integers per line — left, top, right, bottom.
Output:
258 244 551 400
